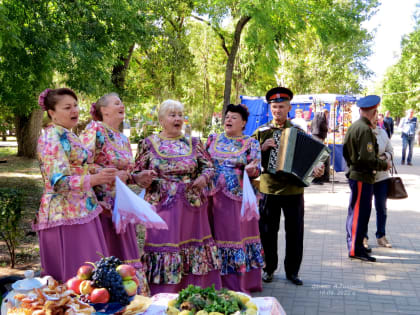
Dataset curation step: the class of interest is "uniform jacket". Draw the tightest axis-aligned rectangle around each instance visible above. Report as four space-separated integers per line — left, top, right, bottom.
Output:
343 117 388 184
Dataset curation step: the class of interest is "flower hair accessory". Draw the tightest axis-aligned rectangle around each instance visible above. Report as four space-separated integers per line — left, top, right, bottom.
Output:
38 89 51 111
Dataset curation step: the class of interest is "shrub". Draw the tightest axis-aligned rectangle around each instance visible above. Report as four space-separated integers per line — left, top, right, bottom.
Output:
0 188 24 268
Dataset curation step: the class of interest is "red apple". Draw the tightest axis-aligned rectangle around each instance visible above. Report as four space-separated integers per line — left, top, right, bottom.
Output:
122 279 137 296
116 264 136 280
77 265 94 280
132 276 140 287
66 277 83 294
79 280 94 295
89 288 110 304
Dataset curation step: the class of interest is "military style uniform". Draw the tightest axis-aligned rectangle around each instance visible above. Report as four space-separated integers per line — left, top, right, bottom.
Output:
344 109 388 259
252 119 304 279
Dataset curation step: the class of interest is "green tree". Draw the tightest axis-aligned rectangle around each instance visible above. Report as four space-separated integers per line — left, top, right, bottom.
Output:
381 14 420 117
0 0 153 157
195 0 379 117
183 20 225 135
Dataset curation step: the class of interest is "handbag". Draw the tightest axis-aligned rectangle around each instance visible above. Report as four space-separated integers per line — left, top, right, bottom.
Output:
387 158 408 199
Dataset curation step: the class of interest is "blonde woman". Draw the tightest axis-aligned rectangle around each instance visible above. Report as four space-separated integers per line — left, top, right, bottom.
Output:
133 100 221 294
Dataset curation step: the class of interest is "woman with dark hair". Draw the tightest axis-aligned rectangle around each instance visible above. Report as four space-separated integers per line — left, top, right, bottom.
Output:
34 88 117 282
80 93 152 295
206 104 264 293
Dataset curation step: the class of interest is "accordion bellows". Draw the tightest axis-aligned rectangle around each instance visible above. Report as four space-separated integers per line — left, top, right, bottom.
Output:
267 127 331 187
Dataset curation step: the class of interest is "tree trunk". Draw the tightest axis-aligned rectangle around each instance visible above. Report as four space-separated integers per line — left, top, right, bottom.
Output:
15 108 43 158
111 44 135 91
222 16 251 121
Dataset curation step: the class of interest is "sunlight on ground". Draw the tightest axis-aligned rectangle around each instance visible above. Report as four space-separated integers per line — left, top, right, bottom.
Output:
0 173 41 179
365 274 388 283
379 248 420 255
310 229 339 235
373 255 411 260
356 288 405 296
321 261 343 268
388 199 420 213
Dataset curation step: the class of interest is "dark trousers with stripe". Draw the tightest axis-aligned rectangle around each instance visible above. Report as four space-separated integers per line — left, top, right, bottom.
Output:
346 179 374 256
259 193 304 276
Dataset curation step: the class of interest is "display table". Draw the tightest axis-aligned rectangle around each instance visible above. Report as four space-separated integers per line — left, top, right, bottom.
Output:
2 291 286 315
142 293 286 315
328 143 346 172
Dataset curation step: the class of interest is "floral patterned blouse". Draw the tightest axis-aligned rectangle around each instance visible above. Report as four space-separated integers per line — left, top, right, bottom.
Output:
133 134 214 207
34 124 101 231
206 133 261 199
80 121 133 211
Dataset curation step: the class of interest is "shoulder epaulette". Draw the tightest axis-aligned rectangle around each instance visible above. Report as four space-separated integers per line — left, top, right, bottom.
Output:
257 125 271 132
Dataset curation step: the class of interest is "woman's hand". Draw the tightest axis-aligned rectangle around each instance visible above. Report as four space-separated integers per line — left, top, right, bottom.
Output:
261 138 276 151
117 170 129 183
245 159 259 178
132 170 157 188
91 168 118 186
191 175 207 193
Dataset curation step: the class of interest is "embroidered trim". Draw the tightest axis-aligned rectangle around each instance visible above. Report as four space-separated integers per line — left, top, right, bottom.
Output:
100 122 131 154
145 234 213 248
218 243 265 275
224 133 247 140
209 174 243 201
211 133 252 156
158 133 184 141
102 122 120 133
148 181 209 209
142 243 221 284
32 205 103 231
215 236 261 246
148 135 193 158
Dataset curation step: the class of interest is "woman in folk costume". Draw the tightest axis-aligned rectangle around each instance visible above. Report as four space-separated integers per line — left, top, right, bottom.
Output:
206 104 264 293
34 88 117 282
80 93 152 295
133 99 221 294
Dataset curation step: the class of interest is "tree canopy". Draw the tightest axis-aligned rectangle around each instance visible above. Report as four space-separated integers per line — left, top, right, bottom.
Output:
1 0 401 157
380 13 419 118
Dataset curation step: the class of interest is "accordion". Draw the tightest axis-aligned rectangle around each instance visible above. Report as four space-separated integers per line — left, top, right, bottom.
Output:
267 127 331 187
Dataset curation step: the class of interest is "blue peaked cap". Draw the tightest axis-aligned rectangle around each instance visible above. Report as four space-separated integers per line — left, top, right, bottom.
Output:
357 95 380 109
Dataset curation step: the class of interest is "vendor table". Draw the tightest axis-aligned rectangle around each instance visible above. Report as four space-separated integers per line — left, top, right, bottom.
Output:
328 144 346 172
142 293 286 315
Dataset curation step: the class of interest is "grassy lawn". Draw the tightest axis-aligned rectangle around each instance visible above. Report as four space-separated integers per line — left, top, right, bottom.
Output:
0 147 42 276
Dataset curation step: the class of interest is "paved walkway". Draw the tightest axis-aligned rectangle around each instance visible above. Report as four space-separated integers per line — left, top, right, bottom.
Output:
254 132 420 315
2 133 420 314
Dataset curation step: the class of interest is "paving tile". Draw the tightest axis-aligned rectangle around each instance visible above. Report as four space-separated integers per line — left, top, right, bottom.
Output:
254 137 420 315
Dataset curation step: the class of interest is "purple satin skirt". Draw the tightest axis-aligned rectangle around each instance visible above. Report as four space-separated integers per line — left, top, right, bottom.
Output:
142 188 222 295
209 190 263 293
99 214 140 267
38 216 109 282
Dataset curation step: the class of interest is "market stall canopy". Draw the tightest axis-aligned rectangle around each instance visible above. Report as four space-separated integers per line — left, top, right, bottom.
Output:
240 94 358 135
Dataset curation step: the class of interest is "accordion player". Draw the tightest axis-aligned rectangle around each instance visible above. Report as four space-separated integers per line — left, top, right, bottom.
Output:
267 127 331 187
